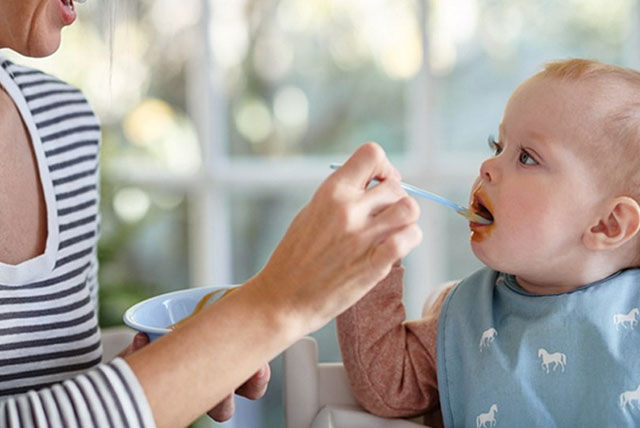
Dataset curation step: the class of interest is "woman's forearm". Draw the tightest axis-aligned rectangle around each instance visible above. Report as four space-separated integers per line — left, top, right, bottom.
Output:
125 278 302 428
126 143 424 427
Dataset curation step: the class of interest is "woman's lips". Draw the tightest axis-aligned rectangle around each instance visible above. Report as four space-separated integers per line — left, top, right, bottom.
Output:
57 0 77 26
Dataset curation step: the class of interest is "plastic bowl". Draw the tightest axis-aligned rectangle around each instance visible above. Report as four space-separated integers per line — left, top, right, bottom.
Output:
123 285 236 341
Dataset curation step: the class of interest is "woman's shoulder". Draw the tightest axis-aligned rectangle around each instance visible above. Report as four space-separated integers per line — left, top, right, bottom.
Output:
1 56 89 100
1 56 99 130
2 57 73 84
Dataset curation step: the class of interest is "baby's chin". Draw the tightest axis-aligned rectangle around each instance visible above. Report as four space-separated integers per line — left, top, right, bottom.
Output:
470 240 510 273
471 247 531 282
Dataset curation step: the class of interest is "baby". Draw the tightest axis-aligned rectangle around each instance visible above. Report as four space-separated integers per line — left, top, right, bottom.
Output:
337 59 640 427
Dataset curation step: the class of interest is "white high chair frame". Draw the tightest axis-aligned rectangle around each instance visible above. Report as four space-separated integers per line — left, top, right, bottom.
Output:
284 336 429 428
100 326 136 363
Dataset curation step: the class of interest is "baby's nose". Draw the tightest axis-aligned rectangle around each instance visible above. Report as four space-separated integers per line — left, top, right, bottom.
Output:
479 157 498 183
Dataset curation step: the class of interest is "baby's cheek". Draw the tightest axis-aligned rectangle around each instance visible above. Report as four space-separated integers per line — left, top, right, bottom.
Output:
514 222 566 264
494 220 541 255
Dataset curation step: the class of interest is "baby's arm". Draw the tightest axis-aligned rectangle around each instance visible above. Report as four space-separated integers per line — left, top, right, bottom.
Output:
337 264 451 419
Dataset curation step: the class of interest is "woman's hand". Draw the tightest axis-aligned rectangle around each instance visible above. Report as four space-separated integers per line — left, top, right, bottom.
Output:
118 332 150 359
254 142 422 335
119 333 270 422
125 142 422 428
206 363 270 422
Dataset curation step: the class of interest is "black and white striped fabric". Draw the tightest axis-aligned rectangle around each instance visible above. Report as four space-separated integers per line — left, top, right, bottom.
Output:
0 57 155 427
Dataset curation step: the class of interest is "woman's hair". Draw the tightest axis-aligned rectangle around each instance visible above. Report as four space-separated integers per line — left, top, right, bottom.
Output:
105 0 118 84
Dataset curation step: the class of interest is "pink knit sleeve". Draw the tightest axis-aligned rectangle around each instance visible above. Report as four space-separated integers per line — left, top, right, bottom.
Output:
337 265 451 419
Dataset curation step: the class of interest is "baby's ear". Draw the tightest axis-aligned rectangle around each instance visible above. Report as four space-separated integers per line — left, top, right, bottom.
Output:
583 197 640 250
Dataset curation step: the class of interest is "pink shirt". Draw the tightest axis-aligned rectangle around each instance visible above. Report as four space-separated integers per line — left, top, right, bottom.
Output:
337 265 453 426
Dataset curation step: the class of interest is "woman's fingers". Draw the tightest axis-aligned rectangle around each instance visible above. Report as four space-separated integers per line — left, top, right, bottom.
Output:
117 333 149 358
369 223 423 276
207 394 235 422
330 142 401 190
360 177 407 217
235 363 270 400
132 333 149 350
365 196 421 245
205 364 269 422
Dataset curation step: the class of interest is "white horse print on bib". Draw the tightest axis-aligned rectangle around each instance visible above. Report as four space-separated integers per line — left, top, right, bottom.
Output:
476 404 498 428
613 308 639 330
620 386 640 410
538 348 567 373
479 328 497 351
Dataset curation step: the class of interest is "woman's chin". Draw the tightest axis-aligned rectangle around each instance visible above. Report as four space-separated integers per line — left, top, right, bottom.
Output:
19 33 62 58
32 40 62 58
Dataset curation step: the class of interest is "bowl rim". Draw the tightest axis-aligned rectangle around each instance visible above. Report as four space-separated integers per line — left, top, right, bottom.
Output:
122 284 237 335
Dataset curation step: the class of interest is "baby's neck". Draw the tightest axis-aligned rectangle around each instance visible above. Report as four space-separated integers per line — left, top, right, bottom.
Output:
514 261 630 295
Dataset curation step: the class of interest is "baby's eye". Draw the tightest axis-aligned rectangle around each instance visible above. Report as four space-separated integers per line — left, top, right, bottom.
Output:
487 135 502 156
519 149 538 166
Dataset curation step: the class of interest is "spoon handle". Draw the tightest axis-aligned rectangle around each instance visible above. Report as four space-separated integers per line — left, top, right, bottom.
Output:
329 163 491 225
329 163 463 211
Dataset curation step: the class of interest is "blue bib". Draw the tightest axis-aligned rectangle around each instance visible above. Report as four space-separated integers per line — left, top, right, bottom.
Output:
436 267 640 427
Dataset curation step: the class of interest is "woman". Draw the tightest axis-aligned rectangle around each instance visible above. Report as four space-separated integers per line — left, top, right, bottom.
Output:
0 1 422 426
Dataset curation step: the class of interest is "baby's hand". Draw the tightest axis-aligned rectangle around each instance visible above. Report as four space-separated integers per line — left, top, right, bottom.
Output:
206 363 271 422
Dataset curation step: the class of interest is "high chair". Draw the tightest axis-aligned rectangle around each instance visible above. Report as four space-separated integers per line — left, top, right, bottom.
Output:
284 336 435 428
283 283 456 428
100 326 136 362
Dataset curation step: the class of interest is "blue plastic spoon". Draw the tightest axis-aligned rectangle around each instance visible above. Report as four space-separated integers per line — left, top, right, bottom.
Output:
330 164 492 225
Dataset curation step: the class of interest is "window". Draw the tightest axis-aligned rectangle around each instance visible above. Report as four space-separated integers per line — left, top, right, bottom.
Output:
8 0 638 426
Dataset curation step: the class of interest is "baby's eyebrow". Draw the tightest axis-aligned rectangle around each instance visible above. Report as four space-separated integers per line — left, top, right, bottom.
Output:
500 123 550 148
523 130 550 148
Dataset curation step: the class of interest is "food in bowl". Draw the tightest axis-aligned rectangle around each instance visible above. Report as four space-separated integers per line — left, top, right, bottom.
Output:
168 286 237 330
123 285 239 341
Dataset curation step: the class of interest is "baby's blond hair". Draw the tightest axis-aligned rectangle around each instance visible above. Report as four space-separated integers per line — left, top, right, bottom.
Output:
540 58 640 83
534 59 640 200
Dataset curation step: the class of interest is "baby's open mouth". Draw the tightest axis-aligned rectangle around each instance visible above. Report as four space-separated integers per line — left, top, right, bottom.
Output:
471 198 494 224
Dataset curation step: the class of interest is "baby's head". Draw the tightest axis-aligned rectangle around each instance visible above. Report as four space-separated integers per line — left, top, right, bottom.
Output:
468 59 640 293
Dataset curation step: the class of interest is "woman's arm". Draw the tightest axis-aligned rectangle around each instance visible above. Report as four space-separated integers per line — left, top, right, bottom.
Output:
126 142 423 428
118 333 270 423
0 143 420 428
